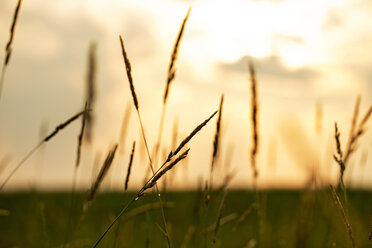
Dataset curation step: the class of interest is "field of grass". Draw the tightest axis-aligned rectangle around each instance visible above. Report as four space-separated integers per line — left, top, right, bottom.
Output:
1 2 372 248
1 190 371 247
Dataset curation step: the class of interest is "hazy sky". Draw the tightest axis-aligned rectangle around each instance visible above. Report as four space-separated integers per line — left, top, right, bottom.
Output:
0 0 371 191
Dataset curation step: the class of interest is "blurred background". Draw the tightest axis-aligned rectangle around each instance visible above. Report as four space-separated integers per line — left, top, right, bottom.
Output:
0 0 371 191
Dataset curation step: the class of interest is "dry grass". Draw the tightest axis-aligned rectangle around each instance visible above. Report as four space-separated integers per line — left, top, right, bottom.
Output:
84 43 97 144
0 0 22 100
124 141 136 191
119 36 139 111
249 62 259 181
86 144 118 202
163 7 191 104
75 102 88 168
173 111 217 157
211 94 224 173
333 122 345 187
140 149 189 195
334 96 372 188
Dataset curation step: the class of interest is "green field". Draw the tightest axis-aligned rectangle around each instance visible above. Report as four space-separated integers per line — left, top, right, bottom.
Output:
1 190 371 248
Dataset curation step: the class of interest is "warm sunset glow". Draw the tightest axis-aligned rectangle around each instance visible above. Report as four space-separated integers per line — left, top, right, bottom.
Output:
0 0 371 192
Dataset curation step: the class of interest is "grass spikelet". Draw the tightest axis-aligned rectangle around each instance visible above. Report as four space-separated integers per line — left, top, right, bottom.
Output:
344 103 372 165
212 189 229 245
0 0 22 100
249 61 259 180
84 42 97 143
75 103 88 168
119 35 138 110
172 111 217 158
141 149 189 194
345 96 361 153
163 7 191 104
86 144 118 202
124 141 136 191
333 122 345 187
334 95 372 188
0 108 89 191
211 94 224 172
330 185 355 248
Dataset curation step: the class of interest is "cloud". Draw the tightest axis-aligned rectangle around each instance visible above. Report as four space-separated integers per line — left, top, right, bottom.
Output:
218 55 319 81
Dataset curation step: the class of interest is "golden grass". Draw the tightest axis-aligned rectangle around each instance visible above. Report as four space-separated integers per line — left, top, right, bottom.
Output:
249 62 259 180
140 149 189 195
163 7 191 104
86 144 118 202
0 0 22 100
211 94 224 173
172 111 217 157
75 103 88 168
333 122 345 187
84 42 97 144
124 141 136 191
119 36 138 111
334 96 372 188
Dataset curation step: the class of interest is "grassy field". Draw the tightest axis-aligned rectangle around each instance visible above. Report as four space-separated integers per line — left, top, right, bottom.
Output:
1 190 371 248
1 2 372 248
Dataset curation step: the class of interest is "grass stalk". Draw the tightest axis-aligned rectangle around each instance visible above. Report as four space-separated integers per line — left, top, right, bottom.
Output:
330 185 355 248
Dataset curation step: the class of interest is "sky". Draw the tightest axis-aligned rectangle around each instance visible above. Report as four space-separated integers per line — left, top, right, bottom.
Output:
0 0 371 191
